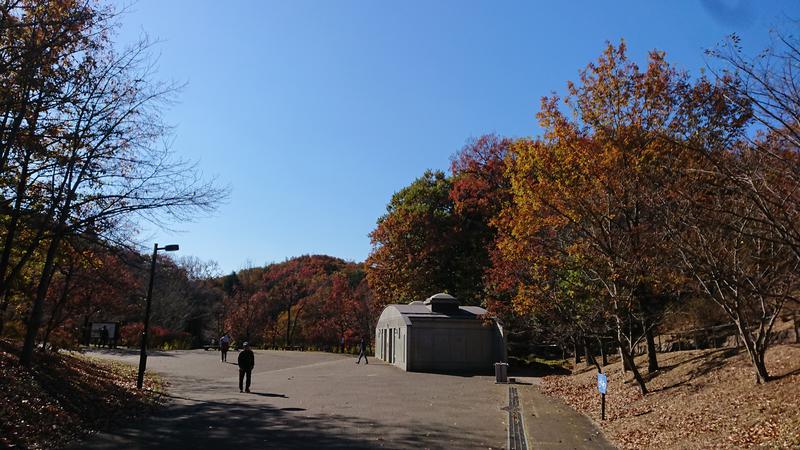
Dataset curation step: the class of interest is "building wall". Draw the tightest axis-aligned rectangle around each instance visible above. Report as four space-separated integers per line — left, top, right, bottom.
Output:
407 319 495 373
375 307 506 373
375 324 408 371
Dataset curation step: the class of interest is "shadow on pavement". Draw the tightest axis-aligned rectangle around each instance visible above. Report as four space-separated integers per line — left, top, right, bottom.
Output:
250 392 288 398
73 386 489 449
81 347 179 358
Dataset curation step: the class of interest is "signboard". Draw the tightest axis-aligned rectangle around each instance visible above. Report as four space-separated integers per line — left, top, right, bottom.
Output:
88 322 120 348
597 373 607 394
90 322 118 339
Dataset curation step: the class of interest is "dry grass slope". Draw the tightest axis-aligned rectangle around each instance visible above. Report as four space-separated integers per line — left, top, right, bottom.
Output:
540 344 800 449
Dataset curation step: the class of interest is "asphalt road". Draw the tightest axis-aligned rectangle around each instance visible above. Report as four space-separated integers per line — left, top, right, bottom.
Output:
72 349 508 449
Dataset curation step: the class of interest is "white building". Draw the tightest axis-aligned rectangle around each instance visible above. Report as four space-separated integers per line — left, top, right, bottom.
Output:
374 293 506 372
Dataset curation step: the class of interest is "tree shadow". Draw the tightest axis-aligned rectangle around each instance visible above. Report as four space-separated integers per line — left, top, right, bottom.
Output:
82 347 179 358
653 348 739 391
771 366 800 381
407 369 491 378
71 384 496 449
507 357 571 377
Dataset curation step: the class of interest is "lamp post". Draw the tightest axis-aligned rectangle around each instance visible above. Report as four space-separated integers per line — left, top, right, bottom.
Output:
137 243 179 389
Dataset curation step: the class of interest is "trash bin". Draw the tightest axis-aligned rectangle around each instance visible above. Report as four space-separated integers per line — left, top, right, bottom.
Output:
495 362 508 383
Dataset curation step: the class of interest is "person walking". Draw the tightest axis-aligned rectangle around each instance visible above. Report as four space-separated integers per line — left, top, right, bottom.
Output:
356 337 369 364
100 325 109 348
238 342 255 393
219 333 230 362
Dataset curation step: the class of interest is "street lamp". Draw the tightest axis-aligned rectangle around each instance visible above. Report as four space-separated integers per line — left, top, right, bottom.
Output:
136 243 179 389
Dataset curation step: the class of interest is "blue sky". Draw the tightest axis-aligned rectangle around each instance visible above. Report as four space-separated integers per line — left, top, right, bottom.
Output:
116 0 800 274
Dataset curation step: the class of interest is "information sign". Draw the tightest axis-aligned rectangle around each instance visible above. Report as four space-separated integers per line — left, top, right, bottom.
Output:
597 373 607 394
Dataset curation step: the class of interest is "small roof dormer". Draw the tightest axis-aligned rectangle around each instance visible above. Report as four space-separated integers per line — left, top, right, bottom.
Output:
423 293 460 314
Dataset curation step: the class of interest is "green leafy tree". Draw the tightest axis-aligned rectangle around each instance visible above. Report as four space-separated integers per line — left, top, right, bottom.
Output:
366 170 458 303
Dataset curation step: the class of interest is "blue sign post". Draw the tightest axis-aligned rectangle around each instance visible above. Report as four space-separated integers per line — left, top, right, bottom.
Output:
597 373 607 394
597 373 607 420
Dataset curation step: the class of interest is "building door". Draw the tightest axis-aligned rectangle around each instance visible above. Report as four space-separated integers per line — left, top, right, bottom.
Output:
388 329 394 363
382 329 387 360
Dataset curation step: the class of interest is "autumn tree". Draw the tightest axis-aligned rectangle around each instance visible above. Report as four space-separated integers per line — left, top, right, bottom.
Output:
706 30 800 262
0 0 227 367
670 147 798 383
260 255 349 347
639 30 800 384
307 268 373 349
498 42 748 393
450 135 513 308
0 0 108 335
367 135 514 308
39 243 140 350
366 170 456 304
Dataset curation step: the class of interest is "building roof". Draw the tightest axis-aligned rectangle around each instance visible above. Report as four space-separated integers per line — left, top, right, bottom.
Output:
377 293 489 326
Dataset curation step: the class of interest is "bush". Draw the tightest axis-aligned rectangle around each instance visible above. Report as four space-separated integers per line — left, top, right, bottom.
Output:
118 324 192 350
508 355 571 375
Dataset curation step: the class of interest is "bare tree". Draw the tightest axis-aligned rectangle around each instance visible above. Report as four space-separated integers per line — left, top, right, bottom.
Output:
12 3 226 366
672 149 797 383
708 29 800 260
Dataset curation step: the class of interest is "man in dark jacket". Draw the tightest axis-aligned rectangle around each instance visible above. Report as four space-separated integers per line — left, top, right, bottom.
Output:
237 342 255 393
356 337 368 364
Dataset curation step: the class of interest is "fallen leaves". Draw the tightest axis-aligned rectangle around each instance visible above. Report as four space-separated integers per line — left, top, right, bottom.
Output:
0 339 166 449
539 344 800 449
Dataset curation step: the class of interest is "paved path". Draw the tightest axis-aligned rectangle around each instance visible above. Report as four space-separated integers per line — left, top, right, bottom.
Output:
73 349 508 449
513 377 615 449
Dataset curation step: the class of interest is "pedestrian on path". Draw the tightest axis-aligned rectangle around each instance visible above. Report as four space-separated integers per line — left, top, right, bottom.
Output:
220 333 230 362
238 342 255 393
100 326 109 348
356 337 368 364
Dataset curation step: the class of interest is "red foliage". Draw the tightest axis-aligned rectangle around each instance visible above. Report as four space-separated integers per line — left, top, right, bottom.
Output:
221 255 370 349
118 323 191 349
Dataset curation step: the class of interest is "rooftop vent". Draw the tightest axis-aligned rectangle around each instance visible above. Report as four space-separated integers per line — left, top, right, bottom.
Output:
423 293 460 314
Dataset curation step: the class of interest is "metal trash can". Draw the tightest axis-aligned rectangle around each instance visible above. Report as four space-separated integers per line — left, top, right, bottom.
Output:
495 362 508 383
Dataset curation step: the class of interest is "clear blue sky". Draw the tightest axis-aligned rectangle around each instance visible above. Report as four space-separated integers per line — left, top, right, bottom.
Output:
115 0 799 274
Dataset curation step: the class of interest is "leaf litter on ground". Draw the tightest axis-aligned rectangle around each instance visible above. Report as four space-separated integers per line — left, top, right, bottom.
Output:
539 344 800 449
0 339 167 449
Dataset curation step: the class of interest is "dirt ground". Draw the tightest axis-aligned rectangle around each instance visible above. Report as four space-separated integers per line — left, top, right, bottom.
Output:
539 343 800 449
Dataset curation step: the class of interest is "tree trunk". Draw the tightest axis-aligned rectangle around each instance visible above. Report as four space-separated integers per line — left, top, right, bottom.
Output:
794 312 799 344
645 326 659 373
583 337 595 367
41 266 74 351
0 149 31 310
637 293 659 373
20 235 62 367
616 315 632 372
619 338 648 394
0 291 10 335
614 298 646 394
736 321 770 384
619 345 629 372
597 336 608 366
285 304 291 348
573 338 581 364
